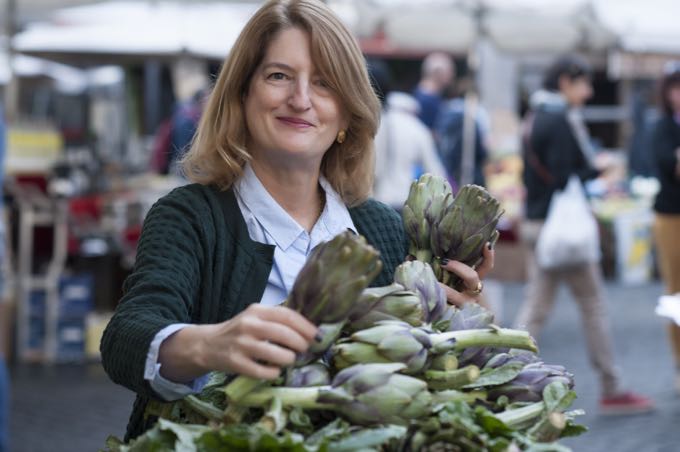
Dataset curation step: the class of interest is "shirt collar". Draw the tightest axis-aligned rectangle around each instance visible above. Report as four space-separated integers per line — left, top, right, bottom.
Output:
235 163 356 251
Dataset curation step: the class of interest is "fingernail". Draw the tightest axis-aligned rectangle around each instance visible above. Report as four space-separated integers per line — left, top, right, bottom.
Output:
440 258 449 265
487 242 493 251
314 332 324 342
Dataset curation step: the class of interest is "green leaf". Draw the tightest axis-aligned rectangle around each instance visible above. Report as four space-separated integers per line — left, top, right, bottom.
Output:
543 382 577 412
328 425 407 451
102 435 125 452
474 407 514 436
125 424 178 452
560 420 589 438
463 362 525 388
158 419 210 452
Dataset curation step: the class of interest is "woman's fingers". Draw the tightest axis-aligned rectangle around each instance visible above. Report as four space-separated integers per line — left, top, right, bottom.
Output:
441 283 472 307
252 305 318 343
476 244 495 280
226 351 283 380
440 259 480 293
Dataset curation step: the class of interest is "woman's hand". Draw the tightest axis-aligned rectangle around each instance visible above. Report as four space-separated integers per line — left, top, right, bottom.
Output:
439 243 495 307
159 304 318 383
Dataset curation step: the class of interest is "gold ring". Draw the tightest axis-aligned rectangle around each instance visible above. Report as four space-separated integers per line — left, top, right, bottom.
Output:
468 281 483 296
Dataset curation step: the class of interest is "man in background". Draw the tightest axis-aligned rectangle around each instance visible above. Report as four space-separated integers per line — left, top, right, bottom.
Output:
413 52 455 130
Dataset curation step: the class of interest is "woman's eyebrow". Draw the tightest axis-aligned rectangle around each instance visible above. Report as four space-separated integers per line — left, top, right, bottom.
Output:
261 62 295 72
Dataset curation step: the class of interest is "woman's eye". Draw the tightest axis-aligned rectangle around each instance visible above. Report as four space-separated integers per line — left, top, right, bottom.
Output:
267 72 289 81
314 79 331 89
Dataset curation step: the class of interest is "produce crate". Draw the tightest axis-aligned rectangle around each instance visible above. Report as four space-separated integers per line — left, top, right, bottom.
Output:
25 274 94 362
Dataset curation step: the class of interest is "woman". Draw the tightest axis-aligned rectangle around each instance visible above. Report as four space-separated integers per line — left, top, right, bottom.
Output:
652 64 680 391
514 55 653 415
101 0 493 440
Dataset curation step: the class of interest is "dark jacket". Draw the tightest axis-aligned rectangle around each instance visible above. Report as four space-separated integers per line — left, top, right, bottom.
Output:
100 183 408 440
523 91 599 220
652 116 680 214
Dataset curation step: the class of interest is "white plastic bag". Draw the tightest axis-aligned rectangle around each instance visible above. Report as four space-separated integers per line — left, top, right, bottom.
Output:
535 176 601 269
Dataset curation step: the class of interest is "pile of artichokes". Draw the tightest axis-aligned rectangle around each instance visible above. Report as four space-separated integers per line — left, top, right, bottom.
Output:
105 180 585 452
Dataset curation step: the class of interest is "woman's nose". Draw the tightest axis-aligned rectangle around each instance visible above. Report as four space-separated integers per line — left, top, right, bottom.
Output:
288 80 312 111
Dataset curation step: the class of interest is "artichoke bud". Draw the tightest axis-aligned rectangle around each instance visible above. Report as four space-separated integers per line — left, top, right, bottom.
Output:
286 231 381 325
285 362 331 387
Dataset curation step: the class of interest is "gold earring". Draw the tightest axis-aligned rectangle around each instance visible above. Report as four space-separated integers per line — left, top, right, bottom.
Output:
336 129 346 144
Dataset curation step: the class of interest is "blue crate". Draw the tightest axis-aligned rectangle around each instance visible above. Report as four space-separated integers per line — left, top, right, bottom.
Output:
27 274 93 318
27 314 87 362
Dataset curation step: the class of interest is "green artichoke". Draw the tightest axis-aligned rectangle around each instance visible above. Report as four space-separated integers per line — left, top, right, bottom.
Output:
284 362 331 388
317 363 432 425
393 261 446 325
237 363 432 426
430 184 503 289
486 362 575 403
347 283 425 332
332 321 432 374
226 231 381 402
285 230 382 325
402 174 453 262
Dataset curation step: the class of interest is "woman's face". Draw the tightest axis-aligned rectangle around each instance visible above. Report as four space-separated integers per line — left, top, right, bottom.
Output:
244 27 347 167
668 84 680 114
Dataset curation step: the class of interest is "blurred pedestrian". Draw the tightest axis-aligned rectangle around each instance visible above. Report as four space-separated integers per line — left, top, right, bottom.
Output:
651 62 680 391
0 102 9 452
514 55 654 415
369 60 448 211
434 78 489 187
413 52 454 130
101 0 495 441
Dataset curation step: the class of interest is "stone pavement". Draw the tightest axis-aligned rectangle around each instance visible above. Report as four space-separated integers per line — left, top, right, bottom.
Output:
6 281 680 452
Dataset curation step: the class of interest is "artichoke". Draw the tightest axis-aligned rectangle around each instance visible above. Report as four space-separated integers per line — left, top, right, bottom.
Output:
225 231 381 402
487 362 575 403
285 362 331 388
431 184 504 289
347 283 425 332
402 173 453 262
444 303 501 367
394 261 446 325
286 230 382 324
332 321 432 374
237 363 432 426
317 363 432 425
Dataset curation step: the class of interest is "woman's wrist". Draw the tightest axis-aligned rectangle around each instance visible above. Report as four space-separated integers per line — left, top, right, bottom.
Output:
158 324 212 383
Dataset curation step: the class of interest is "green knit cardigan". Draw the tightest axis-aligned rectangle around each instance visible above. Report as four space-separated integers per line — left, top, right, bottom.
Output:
100 183 408 440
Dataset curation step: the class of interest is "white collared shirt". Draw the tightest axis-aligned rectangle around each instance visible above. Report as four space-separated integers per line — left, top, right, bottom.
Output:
145 163 356 400
234 163 357 305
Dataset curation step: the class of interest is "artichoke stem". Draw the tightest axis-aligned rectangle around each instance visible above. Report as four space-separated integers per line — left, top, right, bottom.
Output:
495 401 545 428
257 397 288 433
414 249 433 263
224 376 266 402
430 352 459 371
529 412 567 443
237 386 331 410
432 389 487 404
183 395 224 422
424 365 480 390
431 328 538 353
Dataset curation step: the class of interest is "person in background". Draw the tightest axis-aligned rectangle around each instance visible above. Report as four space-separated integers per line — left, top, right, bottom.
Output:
651 62 680 392
369 60 448 211
434 77 489 187
513 55 654 415
413 52 455 130
101 0 495 441
0 103 9 452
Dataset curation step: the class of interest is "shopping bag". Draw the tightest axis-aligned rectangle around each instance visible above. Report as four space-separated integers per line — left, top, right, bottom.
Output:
535 175 601 269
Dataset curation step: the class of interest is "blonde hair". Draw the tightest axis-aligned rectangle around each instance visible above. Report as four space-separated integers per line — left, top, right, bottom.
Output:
182 0 380 206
